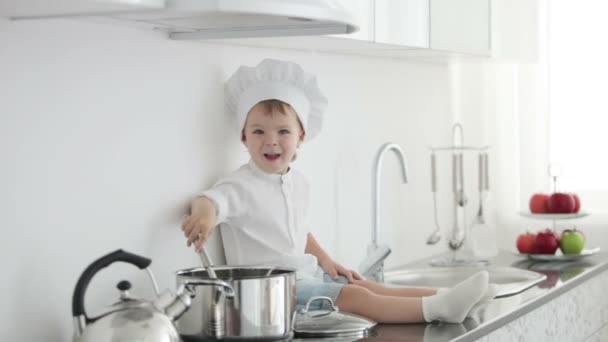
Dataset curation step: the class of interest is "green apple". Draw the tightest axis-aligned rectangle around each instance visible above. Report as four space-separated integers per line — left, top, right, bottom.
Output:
560 229 585 254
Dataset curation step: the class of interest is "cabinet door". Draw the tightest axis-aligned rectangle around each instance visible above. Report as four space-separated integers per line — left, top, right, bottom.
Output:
362 0 490 52
374 0 429 48
491 0 539 61
430 0 491 54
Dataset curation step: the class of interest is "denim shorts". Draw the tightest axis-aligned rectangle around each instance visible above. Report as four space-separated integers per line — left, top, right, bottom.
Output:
296 273 348 311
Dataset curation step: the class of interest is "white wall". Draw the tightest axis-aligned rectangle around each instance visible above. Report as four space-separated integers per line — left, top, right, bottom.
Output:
0 19 491 340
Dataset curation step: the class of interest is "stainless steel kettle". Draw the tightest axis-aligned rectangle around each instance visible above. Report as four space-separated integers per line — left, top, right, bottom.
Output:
71 249 193 342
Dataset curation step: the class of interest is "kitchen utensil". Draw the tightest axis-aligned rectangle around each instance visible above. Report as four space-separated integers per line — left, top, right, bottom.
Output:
448 205 466 250
195 245 225 336
199 247 218 279
470 152 497 258
427 153 442 245
294 297 376 338
176 266 296 341
456 153 467 207
448 154 466 250
72 249 193 342
452 124 468 208
474 152 487 225
190 225 217 278
484 151 489 192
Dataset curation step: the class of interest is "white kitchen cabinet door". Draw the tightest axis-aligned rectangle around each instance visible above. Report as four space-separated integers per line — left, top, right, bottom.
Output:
0 0 162 18
491 0 539 62
374 0 429 48
430 0 491 55
361 0 491 54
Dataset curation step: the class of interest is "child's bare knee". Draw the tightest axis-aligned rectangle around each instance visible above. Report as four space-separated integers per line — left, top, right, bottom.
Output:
335 284 374 312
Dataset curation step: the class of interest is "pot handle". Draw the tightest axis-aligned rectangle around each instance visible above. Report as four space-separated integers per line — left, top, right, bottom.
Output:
72 249 152 322
299 296 339 314
182 278 235 297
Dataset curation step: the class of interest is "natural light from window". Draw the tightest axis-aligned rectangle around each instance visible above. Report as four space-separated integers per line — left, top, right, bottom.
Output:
548 1 608 192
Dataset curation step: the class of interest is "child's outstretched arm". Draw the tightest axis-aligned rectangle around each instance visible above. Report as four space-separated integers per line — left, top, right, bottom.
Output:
182 196 218 252
304 233 364 282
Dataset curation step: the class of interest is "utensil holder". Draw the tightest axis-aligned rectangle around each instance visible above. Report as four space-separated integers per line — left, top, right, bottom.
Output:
427 123 492 266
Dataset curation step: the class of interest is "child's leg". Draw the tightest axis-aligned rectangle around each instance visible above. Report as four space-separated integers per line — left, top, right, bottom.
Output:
350 278 437 298
335 284 425 323
335 271 489 324
348 274 497 304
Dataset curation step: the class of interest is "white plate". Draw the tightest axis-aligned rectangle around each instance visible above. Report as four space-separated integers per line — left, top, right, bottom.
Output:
517 247 600 261
519 211 590 220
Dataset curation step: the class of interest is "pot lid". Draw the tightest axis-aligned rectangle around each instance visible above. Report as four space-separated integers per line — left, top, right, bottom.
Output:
294 297 376 338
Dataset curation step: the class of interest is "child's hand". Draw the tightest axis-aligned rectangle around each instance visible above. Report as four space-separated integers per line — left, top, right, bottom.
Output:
181 197 217 252
319 258 364 283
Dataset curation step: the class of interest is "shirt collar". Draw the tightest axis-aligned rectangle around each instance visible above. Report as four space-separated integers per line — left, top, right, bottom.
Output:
247 159 292 183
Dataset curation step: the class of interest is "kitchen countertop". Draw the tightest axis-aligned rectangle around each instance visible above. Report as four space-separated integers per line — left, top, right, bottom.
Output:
292 249 608 342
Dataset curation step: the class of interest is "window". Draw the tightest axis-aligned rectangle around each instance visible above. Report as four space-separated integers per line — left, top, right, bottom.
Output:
548 0 608 196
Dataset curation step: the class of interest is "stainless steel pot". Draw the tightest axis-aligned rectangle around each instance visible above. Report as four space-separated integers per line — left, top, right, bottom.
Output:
176 266 296 341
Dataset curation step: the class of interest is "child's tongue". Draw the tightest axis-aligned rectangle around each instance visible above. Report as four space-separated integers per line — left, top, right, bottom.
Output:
264 153 280 161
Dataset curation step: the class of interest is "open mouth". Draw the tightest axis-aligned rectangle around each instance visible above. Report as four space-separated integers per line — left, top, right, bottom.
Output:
264 153 281 161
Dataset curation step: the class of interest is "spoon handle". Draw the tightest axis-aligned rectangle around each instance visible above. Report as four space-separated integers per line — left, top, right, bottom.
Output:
484 153 490 191
199 248 218 279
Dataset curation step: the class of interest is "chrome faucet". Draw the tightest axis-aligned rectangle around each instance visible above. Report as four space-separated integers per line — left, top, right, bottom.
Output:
359 142 409 282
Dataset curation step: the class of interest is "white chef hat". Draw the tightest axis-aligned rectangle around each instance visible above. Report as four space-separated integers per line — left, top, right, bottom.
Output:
225 59 327 141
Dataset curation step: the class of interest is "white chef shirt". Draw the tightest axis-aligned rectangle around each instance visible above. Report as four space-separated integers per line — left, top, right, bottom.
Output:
201 160 319 279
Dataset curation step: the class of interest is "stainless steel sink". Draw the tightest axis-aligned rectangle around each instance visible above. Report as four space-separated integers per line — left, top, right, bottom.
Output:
384 267 546 297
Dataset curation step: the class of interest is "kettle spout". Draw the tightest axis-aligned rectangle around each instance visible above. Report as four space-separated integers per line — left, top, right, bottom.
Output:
153 286 192 321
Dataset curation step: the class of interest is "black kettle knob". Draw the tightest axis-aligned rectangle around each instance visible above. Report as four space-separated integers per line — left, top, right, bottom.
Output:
117 280 132 291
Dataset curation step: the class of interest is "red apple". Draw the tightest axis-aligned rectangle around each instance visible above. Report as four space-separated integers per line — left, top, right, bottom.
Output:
571 193 581 213
547 192 575 213
516 232 537 254
534 229 560 254
529 193 550 213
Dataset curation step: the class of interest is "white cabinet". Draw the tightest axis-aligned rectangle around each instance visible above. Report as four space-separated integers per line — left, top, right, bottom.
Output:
430 0 490 55
491 0 540 62
374 0 429 48
0 0 163 18
3 0 508 61
212 0 492 59
333 0 491 55
332 0 430 49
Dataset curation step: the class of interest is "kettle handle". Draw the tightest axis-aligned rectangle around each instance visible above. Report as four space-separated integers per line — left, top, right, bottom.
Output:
72 249 152 323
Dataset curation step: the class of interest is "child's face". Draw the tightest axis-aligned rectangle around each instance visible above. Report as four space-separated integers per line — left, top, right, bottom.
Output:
242 103 304 174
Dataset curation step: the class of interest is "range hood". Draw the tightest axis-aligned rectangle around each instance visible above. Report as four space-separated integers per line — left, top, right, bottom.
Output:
7 0 359 40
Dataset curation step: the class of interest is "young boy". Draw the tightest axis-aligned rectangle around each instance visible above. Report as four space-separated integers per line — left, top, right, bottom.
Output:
181 59 496 324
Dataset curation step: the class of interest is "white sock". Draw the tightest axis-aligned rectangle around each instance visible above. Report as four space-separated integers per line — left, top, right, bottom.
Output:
422 270 489 323
469 283 500 315
476 283 499 305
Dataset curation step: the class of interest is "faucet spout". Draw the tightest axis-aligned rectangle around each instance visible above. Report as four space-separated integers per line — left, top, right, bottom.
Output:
360 142 408 282
372 142 409 249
